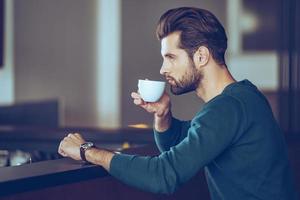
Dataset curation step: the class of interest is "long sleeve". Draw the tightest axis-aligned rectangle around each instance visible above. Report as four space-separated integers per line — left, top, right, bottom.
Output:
109 95 244 195
154 117 191 152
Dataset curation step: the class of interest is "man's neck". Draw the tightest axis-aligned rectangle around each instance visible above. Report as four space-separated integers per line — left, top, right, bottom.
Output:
195 64 235 102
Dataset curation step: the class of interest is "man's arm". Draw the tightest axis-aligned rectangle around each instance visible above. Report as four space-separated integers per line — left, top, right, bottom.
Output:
153 109 172 132
59 95 244 195
131 91 172 132
132 91 190 151
109 95 244 194
57 133 115 171
154 116 191 152
85 148 114 171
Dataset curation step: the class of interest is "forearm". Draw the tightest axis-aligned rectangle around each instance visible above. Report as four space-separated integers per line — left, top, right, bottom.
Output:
109 153 179 194
85 148 115 171
154 110 172 132
154 118 190 152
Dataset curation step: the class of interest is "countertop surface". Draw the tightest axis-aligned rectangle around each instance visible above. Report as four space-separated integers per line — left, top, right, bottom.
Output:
0 158 107 196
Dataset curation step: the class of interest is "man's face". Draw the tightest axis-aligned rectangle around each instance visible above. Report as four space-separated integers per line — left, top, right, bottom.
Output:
160 32 202 95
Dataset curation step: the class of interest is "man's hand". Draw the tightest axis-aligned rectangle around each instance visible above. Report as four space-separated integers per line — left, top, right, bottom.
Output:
58 133 115 171
131 91 172 132
58 133 85 161
131 91 171 118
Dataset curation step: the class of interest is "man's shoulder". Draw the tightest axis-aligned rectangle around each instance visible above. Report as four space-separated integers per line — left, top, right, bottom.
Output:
191 93 247 136
204 93 242 109
196 94 244 120
222 79 263 102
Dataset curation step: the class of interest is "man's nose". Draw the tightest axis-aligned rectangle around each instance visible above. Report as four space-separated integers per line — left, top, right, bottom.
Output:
160 62 168 75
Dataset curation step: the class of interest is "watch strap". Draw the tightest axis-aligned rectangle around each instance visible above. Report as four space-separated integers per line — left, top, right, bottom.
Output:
80 142 95 162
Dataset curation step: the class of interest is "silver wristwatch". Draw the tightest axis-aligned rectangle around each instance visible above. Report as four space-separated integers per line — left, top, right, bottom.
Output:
80 142 95 162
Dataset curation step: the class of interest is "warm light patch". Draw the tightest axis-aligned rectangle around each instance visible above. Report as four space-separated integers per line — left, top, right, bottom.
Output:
128 123 150 129
122 142 130 149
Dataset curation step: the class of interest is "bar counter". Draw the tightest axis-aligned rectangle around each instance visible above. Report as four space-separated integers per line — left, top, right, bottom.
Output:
0 146 211 200
0 126 211 200
0 158 106 197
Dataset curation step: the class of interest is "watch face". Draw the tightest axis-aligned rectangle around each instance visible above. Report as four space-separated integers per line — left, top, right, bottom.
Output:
81 142 94 150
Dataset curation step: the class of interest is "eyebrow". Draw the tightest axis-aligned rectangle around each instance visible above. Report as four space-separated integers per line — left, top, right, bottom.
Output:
163 53 176 58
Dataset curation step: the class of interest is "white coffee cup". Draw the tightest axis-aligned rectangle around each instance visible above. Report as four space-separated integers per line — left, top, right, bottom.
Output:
138 79 166 102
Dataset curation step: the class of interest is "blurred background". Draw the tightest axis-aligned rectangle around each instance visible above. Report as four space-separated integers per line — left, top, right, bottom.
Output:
0 0 299 133
0 1 299 198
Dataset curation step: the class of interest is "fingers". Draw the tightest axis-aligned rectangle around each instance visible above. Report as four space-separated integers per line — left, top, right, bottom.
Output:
131 92 141 98
58 140 68 157
67 133 80 138
58 148 67 157
58 132 85 157
73 133 82 139
131 92 142 100
131 90 171 116
64 133 85 145
131 92 145 105
70 133 84 140
133 98 144 105
131 91 159 113
140 103 156 113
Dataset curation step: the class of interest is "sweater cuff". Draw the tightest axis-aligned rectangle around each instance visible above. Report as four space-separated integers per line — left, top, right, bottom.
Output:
109 153 134 178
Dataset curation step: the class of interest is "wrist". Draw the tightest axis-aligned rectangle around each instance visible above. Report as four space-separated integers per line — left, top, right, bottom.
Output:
85 147 100 163
85 148 115 171
154 111 172 132
80 142 95 162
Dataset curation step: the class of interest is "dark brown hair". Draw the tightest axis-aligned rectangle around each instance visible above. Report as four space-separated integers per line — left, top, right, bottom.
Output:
156 7 227 65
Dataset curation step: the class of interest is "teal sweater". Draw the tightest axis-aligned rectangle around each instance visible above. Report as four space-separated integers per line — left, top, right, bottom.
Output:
110 80 298 199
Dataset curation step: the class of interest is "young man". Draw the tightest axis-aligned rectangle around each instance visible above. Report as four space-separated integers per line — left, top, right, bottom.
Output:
58 7 298 199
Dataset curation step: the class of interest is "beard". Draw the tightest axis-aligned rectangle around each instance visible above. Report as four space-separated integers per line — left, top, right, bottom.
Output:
168 61 203 95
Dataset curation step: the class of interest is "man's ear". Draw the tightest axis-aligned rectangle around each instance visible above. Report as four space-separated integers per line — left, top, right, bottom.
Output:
193 46 210 68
